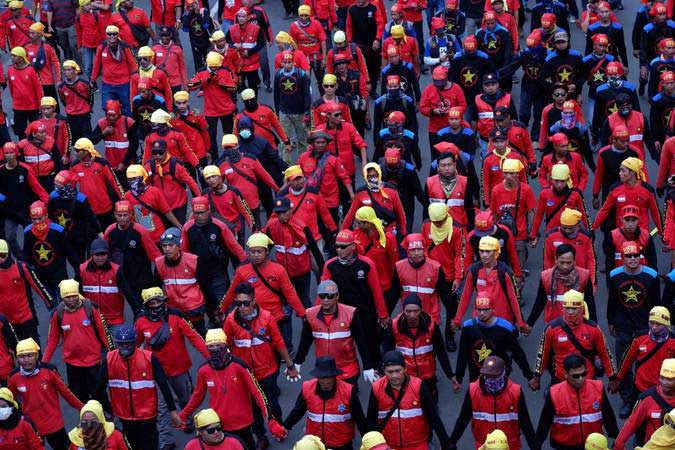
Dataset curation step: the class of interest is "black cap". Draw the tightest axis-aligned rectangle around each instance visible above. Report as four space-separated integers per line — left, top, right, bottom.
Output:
90 238 109 254
616 93 631 106
309 356 344 378
402 294 422 308
494 106 510 120
307 131 332 143
483 73 498 85
159 26 172 37
273 196 291 213
490 128 507 140
152 139 167 152
382 350 405 368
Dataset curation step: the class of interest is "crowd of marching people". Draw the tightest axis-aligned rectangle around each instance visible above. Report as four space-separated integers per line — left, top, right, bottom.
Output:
1 0 675 448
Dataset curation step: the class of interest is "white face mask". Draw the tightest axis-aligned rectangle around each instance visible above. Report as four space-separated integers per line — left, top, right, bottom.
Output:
0 407 13 420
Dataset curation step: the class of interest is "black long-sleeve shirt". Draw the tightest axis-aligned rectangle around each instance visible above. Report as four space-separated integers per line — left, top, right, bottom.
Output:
448 380 535 448
455 317 533 383
283 380 367 435
94 351 177 414
599 114 658 161
293 307 373 370
535 386 619 449
607 265 661 334
381 313 454 380
366 376 449 444
527 272 596 326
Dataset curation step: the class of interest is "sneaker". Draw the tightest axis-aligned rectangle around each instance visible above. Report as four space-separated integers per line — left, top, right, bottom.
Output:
619 402 632 419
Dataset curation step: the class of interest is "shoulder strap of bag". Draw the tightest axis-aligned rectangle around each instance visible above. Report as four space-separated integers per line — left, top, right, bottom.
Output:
130 191 162 216
587 54 608 82
366 189 396 224
206 191 237 231
228 161 257 185
63 79 91 103
636 340 668 370
291 189 309 215
379 379 409 429
238 316 273 343
560 321 597 363
647 388 673 416
242 111 280 143
56 300 106 349
251 263 287 303
545 189 573 224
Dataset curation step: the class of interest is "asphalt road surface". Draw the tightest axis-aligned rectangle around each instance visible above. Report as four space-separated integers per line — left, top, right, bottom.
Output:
12 0 667 448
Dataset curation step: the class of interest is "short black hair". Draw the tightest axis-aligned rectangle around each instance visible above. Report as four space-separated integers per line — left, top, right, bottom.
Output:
234 282 255 297
555 243 576 258
563 353 586 372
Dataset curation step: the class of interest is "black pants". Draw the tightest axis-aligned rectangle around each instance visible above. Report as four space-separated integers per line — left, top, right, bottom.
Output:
172 203 187 224
361 45 381 95
412 21 424 67
252 371 282 438
239 70 261 95
12 109 39 140
96 211 116 231
66 363 100 403
190 43 210 72
44 428 70 450
229 426 256 450
422 376 439 405
121 418 159 450
38 174 55 193
310 60 326 95
67 113 92 141
0 124 10 147
291 272 312 308
13 319 40 343
206 114 234 161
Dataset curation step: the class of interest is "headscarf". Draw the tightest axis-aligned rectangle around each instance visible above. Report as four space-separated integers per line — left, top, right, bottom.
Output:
635 408 675 449
428 203 453 245
68 400 115 450
551 163 573 188
621 157 646 181
363 162 389 198
355 206 387 248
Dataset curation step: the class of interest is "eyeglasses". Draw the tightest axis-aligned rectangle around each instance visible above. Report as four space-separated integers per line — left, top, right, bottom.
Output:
553 92 566 98
335 243 352 249
331 112 342 117
624 253 641 259
106 32 119 36
323 84 336 88
318 293 338 299
234 300 254 307
200 426 222 434
570 371 587 379
151 149 166 155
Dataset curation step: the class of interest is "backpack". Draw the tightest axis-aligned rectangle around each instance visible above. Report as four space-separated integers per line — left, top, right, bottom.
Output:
55 299 106 349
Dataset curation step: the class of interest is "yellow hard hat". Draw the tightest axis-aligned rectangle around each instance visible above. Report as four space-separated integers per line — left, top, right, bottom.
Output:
323 74 337 85
79 0 91 6
247 232 273 248
391 25 405 38
241 88 256 101
222 134 238 148
16 338 39 356
202 165 221 179
8 1 24 9
360 432 387 450
0 388 17 409
29 22 45 34
560 208 582 226
284 165 303 180
105 25 120 34
480 429 509 450
298 4 311 15
10 47 26 60
661 358 675 378
137 46 154 58
205 328 227 346
59 279 80 298
205 51 223 68
194 408 221 429
150 109 171 125
333 30 346 44
173 90 189 102
40 96 57 107
0 240 8 254
479 236 500 252
585 433 609 450
141 287 166 303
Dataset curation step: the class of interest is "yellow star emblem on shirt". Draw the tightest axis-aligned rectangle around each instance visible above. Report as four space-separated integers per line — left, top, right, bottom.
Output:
446 22 454 31
621 285 641 303
56 212 68 227
191 22 202 32
592 72 605 83
608 103 619 114
558 68 572 82
475 343 492 362
36 244 51 261
140 110 152 122
463 70 476 84
282 79 295 91
487 39 497 49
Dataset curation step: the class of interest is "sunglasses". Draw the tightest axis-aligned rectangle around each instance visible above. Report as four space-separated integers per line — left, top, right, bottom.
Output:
624 253 641 259
331 112 342 117
570 371 587 379
335 243 352 249
323 84 336 88
151 149 166 155
318 293 338 299
200 426 222 434
106 32 119 36
0 253 7 258
234 300 254 307
553 92 566 98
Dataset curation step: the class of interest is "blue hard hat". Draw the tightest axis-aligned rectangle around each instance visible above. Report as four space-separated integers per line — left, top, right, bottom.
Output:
113 324 137 342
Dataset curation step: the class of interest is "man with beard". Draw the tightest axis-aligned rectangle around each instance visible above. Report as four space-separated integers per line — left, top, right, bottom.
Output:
449 356 535 450
530 290 616 388
450 35 492 121
103 200 161 295
379 148 425 235
135 287 210 446
605 204 658 271
47 170 101 261
608 241 662 417
528 244 595 327
181 196 246 324
177 328 285 449
95 325 180 450
543 208 597 277
600 93 657 160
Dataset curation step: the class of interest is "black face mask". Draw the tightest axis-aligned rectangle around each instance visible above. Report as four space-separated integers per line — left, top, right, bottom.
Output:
208 347 231 369
243 99 258 112
146 304 167 321
56 185 77 200
388 88 401 99
117 342 136 358
618 105 631 117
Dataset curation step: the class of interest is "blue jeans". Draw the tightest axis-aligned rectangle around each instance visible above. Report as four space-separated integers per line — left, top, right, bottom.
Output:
221 19 233 30
101 82 131 116
81 47 96 80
